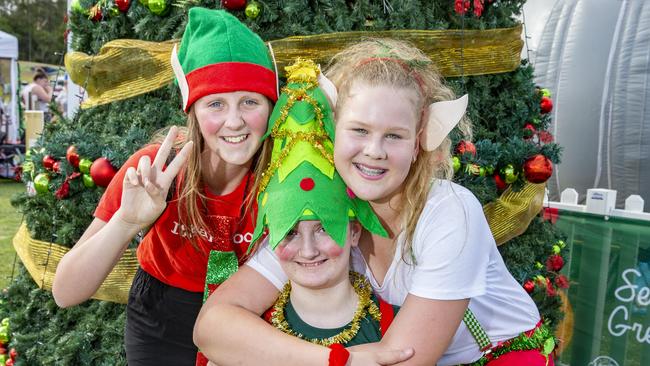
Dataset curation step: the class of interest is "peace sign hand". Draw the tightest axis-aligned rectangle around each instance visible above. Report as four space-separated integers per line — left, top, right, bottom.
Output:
116 126 194 230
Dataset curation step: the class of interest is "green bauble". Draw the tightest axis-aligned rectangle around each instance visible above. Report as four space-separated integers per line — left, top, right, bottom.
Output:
1 318 8 327
552 245 561 254
71 0 87 15
501 164 518 184
147 0 167 15
110 7 120 16
83 173 96 188
34 173 50 194
79 158 92 174
245 1 261 19
452 156 461 173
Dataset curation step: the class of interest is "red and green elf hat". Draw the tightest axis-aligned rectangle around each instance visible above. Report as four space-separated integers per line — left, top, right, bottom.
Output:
171 7 278 112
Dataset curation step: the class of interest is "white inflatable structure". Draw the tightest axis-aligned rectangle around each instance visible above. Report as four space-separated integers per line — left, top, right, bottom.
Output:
0 30 19 143
532 0 650 211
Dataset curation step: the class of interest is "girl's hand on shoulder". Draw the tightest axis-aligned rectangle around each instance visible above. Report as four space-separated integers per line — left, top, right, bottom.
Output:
116 126 193 229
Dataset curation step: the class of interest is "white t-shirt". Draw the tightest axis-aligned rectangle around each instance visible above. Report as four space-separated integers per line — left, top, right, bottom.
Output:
247 180 540 365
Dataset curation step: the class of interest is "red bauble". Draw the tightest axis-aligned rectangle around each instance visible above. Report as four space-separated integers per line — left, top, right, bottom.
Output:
546 254 564 272
493 174 507 191
540 96 553 114
90 5 102 21
115 0 130 12
221 0 246 10
555 274 570 289
55 180 70 200
523 123 536 139
42 155 56 170
67 145 81 168
9 348 16 360
523 280 535 293
454 140 477 156
52 161 61 173
546 279 557 297
523 154 553 183
90 157 117 187
6 359 14 366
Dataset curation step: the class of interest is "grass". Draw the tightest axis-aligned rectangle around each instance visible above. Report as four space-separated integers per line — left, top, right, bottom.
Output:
0 179 24 289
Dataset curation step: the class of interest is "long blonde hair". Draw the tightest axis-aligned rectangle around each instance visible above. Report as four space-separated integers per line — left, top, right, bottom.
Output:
325 39 472 258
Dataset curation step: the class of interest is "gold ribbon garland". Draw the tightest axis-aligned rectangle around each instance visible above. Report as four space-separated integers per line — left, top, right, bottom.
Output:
65 39 177 109
66 25 523 108
483 183 546 246
12 222 137 304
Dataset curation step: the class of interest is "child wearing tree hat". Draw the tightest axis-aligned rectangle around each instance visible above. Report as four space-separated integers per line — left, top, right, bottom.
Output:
255 59 398 362
52 8 277 365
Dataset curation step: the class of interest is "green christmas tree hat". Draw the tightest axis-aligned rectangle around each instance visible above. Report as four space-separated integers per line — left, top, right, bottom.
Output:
253 59 388 249
171 7 278 112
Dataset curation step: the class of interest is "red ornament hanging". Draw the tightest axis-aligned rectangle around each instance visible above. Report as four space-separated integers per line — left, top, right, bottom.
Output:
90 4 103 21
454 140 477 157
523 154 553 184
55 180 70 200
115 0 130 12
493 174 507 191
90 157 117 187
66 145 80 168
52 161 61 174
546 254 564 272
221 0 247 10
42 155 56 170
473 0 484 17
540 96 553 114
555 274 569 289
454 0 470 15
523 123 536 140
523 280 535 294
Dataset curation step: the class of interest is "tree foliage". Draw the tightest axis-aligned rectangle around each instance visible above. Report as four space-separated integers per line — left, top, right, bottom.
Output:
0 0 67 64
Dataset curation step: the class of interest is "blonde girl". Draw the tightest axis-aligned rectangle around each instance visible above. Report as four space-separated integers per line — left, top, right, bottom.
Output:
195 39 552 366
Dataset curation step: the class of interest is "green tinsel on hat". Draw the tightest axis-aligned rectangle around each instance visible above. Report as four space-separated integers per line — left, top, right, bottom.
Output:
252 59 387 249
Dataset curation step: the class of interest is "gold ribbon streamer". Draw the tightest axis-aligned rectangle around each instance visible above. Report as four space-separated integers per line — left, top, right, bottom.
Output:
65 39 177 109
10 181 541 304
66 26 522 108
483 182 546 245
12 222 137 304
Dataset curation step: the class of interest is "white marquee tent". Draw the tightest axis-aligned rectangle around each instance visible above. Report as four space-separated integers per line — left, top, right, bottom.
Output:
0 30 19 144
526 0 650 211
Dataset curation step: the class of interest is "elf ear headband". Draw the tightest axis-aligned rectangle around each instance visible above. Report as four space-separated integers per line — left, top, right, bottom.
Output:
316 72 468 152
420 94 468 151
171 43 190 111
318 66 338 109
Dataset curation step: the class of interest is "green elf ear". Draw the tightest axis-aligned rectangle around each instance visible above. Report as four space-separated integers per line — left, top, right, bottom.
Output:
420 94 469 151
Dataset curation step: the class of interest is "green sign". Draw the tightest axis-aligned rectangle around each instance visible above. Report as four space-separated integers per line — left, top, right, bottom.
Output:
555 210 650 366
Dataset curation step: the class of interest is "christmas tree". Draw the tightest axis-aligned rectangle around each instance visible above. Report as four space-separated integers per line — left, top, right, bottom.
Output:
3 1 567 364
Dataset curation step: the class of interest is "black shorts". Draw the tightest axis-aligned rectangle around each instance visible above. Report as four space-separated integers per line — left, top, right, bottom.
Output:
125 267 203 366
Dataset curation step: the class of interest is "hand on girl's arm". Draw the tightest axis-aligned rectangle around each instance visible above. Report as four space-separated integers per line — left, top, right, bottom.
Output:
194 266 414 366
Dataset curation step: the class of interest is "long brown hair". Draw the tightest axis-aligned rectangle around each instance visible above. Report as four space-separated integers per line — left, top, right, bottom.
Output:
325 39 473 259
150 107 261 252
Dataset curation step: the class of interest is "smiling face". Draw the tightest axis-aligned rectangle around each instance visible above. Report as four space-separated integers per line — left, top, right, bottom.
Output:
334 83 421 204
194 91 271 166
276 221 361 290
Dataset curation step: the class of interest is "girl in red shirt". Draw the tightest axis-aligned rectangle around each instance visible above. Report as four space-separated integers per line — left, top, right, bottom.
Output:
52 8 277 365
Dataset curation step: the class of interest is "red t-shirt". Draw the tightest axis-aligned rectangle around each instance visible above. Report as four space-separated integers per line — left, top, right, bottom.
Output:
94 145 256 293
